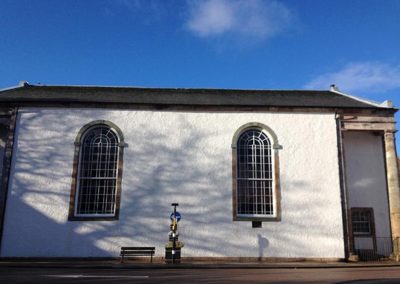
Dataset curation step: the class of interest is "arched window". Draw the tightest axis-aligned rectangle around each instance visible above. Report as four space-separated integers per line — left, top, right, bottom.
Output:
232 123 281 221
69 121 124 221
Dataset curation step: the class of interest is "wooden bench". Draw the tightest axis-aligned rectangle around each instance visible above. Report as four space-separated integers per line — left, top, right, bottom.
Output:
120 247 155 263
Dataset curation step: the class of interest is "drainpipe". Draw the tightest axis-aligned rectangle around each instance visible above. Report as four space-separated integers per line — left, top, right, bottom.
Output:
336 112 352 260
0 107 18 255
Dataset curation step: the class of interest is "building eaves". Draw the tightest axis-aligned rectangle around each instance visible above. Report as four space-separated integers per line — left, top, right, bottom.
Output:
0 84 395 110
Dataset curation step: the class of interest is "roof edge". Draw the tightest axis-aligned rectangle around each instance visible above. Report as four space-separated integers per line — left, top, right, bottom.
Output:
0 81 30 92
0 83 396 111
329 88 392 109
12 83 334 93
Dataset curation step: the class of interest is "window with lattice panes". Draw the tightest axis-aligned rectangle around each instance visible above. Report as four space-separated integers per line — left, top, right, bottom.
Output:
75 125 120 216
351 208 373 236
236 129 274 217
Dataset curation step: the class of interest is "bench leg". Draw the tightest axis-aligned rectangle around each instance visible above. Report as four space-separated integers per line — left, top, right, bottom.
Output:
150 254 153 263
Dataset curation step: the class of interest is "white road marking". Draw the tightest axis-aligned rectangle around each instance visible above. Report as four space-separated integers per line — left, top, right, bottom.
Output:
45 274 149 279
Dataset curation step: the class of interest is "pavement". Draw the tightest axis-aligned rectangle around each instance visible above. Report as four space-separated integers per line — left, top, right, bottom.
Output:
1 259 400 270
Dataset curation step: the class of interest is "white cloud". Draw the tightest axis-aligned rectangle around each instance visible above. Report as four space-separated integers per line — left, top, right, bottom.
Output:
304 62 400 93
185 0 292 40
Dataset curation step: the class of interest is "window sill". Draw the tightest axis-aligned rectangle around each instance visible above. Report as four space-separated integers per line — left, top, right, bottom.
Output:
68 216 119 221
233 216 281 222
353 233 373 237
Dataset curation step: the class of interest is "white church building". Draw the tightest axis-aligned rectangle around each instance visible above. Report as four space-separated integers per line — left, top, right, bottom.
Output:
0 82 398 261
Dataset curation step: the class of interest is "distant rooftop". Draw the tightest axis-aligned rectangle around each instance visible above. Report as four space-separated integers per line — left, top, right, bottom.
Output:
0 82 394 110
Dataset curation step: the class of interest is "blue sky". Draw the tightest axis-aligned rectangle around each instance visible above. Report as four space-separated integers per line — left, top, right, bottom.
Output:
1 1 399 114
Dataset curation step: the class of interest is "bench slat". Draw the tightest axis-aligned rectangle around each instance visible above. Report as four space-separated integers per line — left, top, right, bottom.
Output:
121 252 154 255
120 247 155 263
121 247 155 250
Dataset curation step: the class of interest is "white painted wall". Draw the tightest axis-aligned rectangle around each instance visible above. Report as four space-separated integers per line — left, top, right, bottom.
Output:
343 131 392 253
1 108 344 258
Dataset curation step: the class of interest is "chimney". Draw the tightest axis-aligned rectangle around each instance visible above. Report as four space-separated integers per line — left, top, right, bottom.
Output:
381 100 393 108
18 81 29 87
330 84 339 92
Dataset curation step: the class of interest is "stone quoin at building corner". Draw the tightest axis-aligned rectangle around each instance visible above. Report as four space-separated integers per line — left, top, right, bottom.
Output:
0 82 398 262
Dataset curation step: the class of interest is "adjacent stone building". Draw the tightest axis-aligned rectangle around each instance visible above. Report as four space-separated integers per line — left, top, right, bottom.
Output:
0 82 398 261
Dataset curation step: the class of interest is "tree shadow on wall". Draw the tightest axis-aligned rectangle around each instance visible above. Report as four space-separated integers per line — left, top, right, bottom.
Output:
2 109 348 259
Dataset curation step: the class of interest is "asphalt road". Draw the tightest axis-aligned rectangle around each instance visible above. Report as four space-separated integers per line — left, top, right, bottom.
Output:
1 266 400 283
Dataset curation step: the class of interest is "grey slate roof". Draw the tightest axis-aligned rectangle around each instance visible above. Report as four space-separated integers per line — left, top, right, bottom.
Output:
0 84 391 109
